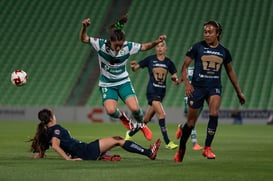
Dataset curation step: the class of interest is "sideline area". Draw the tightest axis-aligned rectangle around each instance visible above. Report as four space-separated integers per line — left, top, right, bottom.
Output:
0 106 271 125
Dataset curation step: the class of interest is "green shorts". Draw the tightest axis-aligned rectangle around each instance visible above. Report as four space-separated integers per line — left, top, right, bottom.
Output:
99 81 136 104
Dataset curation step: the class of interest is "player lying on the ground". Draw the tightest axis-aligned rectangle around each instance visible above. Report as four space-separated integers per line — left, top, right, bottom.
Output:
29 108 161 161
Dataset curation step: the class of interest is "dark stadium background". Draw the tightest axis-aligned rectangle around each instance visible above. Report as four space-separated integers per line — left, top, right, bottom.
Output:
1 0 272 123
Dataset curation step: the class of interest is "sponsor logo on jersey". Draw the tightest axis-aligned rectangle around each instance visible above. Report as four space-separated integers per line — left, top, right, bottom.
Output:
204 50 223 56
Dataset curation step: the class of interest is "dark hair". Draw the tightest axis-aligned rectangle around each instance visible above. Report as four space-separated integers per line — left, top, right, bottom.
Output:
108 14 128 42
30 109 52 155
204 20 222 40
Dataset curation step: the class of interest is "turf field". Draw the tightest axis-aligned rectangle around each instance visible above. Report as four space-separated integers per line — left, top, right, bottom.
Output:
0 121 272 181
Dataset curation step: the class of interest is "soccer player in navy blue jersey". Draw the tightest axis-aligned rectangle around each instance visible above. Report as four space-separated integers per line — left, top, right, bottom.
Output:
128 41 180 150
30 109 161 161
174 21 246 163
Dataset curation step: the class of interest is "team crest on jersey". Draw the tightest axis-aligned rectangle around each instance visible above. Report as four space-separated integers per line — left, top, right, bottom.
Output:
119 49 125 55
54 129 60 135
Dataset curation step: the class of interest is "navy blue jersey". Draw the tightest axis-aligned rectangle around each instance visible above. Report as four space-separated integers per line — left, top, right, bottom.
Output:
47 125 84 157
139 55 177 97
186 41 232 88
47 124 100 160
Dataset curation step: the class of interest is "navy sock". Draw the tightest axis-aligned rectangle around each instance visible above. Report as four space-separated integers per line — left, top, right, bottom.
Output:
205 115 218 147
123 140 150 156
179 124 193 150
128 128 139 136
158 119 170 144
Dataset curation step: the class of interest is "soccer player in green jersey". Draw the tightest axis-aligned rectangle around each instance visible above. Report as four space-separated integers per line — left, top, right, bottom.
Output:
80 15 166 140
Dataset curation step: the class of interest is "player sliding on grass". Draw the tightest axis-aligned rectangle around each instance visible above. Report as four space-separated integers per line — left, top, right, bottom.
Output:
80 14 166 140
174 21 245 163
29 109 161 161
127 41 179 150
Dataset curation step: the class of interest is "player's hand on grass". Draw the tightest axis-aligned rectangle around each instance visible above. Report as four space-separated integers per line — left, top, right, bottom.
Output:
69 158 82 161
30 152 45 159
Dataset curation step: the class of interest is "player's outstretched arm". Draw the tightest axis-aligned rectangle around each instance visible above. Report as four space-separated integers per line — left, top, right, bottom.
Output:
141 35 167 51
80 18 91 43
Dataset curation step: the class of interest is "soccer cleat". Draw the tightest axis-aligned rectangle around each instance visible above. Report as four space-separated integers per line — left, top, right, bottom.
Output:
139 123 153 141
175 124 182 139
127 121 153 141
100 154 121 161
149 139 161 160
124 130 132 140
174 148 186 163
202 146 216 159
120 112 131 130
192 143 203 150
165 141 178 150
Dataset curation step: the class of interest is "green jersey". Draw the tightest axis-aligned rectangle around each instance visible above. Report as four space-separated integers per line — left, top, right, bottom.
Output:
90 37 141 87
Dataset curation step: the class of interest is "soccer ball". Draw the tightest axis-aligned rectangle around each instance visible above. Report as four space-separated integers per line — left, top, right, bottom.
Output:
11 70 28 86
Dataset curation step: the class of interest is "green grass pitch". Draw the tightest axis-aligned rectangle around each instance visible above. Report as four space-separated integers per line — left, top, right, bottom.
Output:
0 121 272 181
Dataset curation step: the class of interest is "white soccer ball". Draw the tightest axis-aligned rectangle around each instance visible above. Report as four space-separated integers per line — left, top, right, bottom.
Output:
11 70 28 86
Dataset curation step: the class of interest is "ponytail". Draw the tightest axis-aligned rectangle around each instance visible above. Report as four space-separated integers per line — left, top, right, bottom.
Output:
108 14 128 41
30 109 52 156
30 122 49 154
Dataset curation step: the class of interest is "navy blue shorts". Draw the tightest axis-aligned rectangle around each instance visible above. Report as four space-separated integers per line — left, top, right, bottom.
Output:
77 139 100 160
147 94 164 106
188 87 222 109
